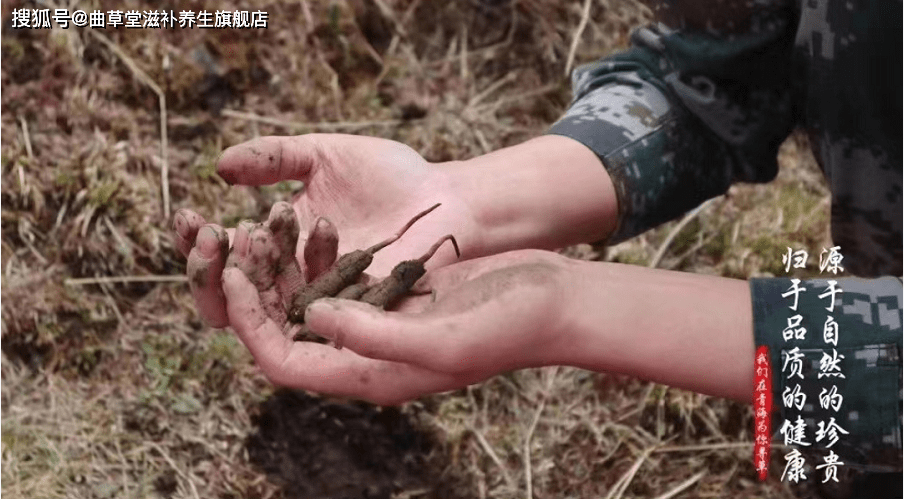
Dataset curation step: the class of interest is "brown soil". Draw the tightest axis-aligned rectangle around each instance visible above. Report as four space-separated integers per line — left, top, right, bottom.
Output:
246 390 472 499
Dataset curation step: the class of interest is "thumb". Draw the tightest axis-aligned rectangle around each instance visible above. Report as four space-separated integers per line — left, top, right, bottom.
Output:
305 299 447 368
217 136 320 186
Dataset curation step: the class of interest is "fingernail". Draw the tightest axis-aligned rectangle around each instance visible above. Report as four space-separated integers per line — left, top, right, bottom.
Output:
306 299 343 321
306 299 338 316
233 221 253 257
197 226 221 258
173 213 187 236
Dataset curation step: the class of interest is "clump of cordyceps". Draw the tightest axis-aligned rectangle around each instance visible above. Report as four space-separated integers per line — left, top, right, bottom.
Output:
287 203 458 341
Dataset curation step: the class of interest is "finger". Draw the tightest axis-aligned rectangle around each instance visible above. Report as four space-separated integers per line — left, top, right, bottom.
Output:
217 135 320 186
267 202 305 299
222 267 294 369
223 268 459 404
268 202 301 255
242 224 280 287
305 299 453 369
226 221 286 325
246 225 286 325
303 217 339 282
225 220 254 267
187 224 230 327
173 208 206 258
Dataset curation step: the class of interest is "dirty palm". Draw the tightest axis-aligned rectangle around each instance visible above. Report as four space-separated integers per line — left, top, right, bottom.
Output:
175 135 471 347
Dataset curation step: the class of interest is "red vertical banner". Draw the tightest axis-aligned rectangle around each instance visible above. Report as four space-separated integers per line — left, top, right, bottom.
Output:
753 345 773 481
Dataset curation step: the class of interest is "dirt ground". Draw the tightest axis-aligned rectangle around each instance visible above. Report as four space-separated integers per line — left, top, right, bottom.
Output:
2 1 838 498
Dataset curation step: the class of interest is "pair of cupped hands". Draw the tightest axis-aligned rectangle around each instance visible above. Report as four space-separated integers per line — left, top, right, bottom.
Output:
174 135 574 405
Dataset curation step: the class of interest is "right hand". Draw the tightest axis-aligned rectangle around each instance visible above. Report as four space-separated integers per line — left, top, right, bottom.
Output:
172 134 480 329
216 249 576 405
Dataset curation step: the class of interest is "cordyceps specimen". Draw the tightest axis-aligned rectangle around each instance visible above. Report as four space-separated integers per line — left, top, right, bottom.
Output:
287 203 458 337
357 234 459 309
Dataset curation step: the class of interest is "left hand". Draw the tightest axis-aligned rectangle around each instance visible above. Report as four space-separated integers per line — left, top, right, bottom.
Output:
173 134 481 329
222 249 576 405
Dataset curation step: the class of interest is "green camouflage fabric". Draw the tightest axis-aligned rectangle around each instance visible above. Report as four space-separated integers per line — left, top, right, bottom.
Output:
547 0 901 277
751 277 901 476
546 0 903 488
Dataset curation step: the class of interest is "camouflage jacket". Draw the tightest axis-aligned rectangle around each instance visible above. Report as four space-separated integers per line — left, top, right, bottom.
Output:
548 0 902 480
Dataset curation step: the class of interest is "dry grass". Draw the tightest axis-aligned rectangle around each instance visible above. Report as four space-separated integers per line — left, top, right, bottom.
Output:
2 1 833 498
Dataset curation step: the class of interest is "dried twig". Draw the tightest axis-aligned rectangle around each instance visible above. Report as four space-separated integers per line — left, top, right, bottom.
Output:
89 30 170 220
299 0 313 28
374 0 423 85
664 231 718 270
103 216 132 256
18 115 34 160
606 446 654 499
148 442 201 499
316 52 345 119
467 72 516 110
524 367 558 499
425 5 517 70
17 115 33 199
653 441 754 453
16 161 26 196
524 399 545 499
100 284 127 327
653 470 706 499
373 0 409 38
649 198 717 269
64 275 188 286
400 0 422 26
460 24 469 80
468 424 517 491
565 0 593 77
473 129 492 155
471 84 560 115
221 109 419 131
630 381 658 424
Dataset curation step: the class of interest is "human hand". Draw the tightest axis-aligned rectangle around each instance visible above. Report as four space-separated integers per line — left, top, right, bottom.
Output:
173 134 480 329
220 250 576 404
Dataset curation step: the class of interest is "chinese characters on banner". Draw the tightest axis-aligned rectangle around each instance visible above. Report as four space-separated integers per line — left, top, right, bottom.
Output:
769 246 849 484
754 345 773 481
9 9 270 29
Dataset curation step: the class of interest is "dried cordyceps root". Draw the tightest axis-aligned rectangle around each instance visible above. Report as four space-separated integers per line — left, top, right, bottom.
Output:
290 234 459 342
334 283 369 300
288 208 459 343
286 203 442 324
358 234 459 310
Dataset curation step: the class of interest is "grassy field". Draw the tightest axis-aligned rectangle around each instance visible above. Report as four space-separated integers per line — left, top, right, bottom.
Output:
2 1 835 498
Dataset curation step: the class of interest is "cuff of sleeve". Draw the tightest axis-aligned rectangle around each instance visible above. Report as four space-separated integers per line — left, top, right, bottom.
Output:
546 75 740 244
545 76 674 244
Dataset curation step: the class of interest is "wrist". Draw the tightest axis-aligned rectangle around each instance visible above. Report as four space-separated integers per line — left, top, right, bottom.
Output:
559 261 755 402
435 135 618 258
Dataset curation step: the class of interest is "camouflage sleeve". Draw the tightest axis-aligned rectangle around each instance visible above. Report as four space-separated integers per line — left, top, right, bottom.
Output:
750 276 902 473
547 2 798 242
